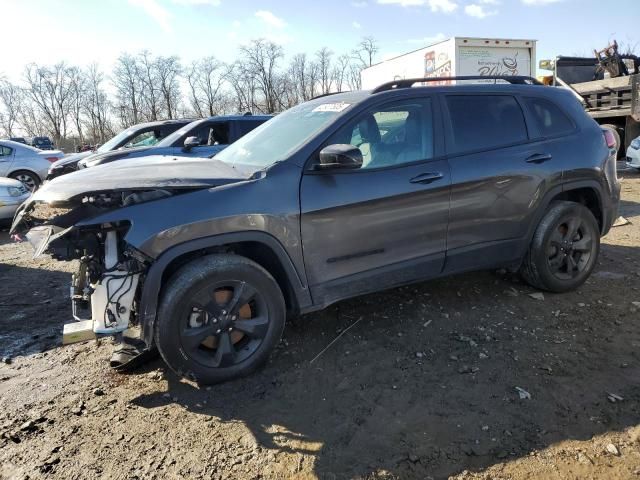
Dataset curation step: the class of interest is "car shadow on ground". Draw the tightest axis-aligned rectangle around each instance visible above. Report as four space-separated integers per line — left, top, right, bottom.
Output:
0 262 71 358
130 241 640 479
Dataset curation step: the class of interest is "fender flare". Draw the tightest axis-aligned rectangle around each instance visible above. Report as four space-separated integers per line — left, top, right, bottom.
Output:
518 179 606 261
138 231 311 346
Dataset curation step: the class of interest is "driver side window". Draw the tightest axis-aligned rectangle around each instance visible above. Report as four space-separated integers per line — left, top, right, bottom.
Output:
327 98 434 169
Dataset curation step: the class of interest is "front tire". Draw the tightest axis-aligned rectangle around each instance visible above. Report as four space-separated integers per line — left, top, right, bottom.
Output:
155 254 285 384
520 201 600 292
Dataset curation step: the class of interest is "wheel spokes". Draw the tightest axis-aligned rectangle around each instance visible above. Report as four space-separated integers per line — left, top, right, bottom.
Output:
233 316 269 339
566 255 579 277
213 332 235 367
227 282 256 315
548 254 565 271
572 236 592 252
564 217 581 241
181 324 215 350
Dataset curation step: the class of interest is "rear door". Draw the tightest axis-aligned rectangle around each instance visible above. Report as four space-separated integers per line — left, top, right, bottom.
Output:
300 96 451 305
0 144 15 176
443 93 560 272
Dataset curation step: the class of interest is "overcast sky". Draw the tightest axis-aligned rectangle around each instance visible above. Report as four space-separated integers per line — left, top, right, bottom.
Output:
3 0 639 80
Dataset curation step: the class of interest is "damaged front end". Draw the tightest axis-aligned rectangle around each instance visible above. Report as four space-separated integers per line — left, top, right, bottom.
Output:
12 189 172 336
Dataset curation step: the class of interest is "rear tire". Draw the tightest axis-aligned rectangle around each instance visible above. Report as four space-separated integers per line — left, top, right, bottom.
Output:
520 201 600 293
9 170 40 191
155 254 285 384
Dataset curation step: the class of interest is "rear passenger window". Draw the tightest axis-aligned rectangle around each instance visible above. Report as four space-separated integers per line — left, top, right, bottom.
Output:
524 97 575 137
446 95 528 153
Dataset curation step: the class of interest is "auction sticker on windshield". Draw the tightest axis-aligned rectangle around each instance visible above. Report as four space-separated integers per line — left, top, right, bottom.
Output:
312 103 351 113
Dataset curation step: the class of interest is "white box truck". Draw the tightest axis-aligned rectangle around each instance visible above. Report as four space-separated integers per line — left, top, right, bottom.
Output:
361 37 537 89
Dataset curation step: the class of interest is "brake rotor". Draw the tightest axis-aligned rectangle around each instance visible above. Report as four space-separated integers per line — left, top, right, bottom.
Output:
201 288 251 349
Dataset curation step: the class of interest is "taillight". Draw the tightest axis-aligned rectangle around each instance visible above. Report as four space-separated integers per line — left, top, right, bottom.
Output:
45 157 59 163
603 129 617 149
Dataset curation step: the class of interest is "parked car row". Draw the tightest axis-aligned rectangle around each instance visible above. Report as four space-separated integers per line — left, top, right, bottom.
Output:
8 136 55 150
47 114 271 179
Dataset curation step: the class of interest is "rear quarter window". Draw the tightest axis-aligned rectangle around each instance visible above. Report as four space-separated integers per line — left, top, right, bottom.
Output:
523 97 575 138
445 95 528 154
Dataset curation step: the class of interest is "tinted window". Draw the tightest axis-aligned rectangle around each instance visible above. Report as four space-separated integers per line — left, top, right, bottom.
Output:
0 146 12 156
524 97 575 137
325 98 434 169
236 120 264 137
446 95 527 153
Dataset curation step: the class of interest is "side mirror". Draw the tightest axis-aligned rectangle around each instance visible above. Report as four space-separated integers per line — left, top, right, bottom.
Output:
183 136 200 152
317 144 363 170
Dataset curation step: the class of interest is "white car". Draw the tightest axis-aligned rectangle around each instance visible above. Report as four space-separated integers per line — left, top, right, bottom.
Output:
626 136 640 170
0 139 65 190
0 177 31 220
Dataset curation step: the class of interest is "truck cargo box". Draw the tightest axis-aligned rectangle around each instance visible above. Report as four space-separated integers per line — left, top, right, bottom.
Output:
361 37 537 89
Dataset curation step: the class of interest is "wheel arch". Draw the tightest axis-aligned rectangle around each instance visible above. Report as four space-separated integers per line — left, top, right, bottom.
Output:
513 180 606 271
8 168 43 183
138 231 311 346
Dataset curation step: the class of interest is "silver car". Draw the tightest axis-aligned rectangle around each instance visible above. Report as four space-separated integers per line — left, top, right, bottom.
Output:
0 139 65 190
0 177 30 220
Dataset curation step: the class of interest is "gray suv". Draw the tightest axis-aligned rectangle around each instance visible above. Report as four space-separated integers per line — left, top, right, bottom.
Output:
11 76 620 384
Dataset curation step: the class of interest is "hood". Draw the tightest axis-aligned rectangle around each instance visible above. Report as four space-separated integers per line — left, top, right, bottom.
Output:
50 150 92 168
27 154 248 204
79 146 151 168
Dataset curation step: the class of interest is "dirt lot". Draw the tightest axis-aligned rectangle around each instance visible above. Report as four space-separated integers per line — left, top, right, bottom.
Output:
1 171 639 480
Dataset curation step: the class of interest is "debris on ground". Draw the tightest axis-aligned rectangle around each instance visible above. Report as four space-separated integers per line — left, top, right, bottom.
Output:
515 387 532 400
612 216 631 227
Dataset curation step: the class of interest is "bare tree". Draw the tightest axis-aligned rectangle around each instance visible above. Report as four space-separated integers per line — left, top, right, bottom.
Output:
238 39 285 113
68 67 87 143
83 64 112 143
0 79 23 137
2 37 377 144
155 55 182 118
23 63 75 142
225 61 257 113
347 62 363 91
316 47 333 94
353 36 379 68
113 54 144 127
332 54 352 92
187 56 226 117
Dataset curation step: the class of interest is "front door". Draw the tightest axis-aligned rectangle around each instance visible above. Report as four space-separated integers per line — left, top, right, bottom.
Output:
300 97 451 306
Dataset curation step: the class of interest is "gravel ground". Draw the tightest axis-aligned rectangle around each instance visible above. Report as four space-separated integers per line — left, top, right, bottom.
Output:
1 170 639 480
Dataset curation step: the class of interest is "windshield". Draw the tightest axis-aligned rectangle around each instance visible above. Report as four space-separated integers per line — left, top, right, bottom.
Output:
97 128 136 153
215 100 354 168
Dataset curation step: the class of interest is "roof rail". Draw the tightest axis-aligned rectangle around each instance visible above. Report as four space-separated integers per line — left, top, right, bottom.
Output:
371 75 542 94
311 91 351 100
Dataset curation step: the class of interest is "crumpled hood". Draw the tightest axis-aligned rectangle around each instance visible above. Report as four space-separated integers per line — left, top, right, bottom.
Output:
29 154 248 205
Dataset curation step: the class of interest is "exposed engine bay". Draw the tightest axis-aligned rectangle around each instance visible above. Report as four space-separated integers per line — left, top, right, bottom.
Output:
13 188 187 336
11 154 250 340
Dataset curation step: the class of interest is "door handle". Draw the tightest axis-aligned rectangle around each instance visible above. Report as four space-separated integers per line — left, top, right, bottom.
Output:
410 172 444 184
526 153 552 164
